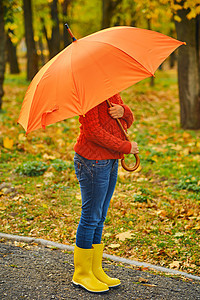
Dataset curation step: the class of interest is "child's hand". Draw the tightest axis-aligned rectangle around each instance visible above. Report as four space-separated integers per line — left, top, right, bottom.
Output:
130 142 139 154
109 103 124 119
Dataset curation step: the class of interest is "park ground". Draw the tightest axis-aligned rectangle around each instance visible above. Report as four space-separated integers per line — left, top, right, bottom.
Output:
0 67 200 276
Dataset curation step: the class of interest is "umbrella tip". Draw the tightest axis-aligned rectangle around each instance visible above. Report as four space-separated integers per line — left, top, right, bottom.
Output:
65 23 69 29
65 23 77 42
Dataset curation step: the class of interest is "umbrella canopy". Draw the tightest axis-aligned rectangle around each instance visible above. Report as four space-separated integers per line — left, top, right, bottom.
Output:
18 26 185 134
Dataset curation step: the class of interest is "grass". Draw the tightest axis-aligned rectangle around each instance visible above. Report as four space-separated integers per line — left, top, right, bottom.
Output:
0 69 200 276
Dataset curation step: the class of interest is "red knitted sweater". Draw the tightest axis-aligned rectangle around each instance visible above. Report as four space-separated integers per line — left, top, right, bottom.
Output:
74 94 134 160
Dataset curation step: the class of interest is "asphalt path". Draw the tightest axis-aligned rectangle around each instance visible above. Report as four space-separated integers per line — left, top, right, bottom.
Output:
0 240 200 300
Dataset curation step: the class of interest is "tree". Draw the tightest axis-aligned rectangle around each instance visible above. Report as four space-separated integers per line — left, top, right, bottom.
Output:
174 1 200 129
42 0 60 60
62 0 72 48
101 0 122 29
6 30 20 74
0 1 6 110
23 0 38 80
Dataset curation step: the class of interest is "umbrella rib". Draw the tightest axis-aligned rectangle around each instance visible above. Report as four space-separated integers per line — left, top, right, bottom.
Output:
70 44 83 115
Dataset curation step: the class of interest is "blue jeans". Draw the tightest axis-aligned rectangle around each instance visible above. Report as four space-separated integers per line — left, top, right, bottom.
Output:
74 153 118 249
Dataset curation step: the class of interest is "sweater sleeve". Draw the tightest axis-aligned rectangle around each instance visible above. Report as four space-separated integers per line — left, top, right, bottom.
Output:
81 105 132 154
114 94 134 129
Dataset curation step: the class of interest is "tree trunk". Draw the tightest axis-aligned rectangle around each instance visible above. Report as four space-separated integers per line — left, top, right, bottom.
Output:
38 36 46 66
0 1 6 110
101 0 122 29
62 0 71 48
175 9 200 129
197 14 200 86
6 31 20 74
147 19 155 87
49 0 60 59
169 52 176 69
42 0 60 59
23 0 38 80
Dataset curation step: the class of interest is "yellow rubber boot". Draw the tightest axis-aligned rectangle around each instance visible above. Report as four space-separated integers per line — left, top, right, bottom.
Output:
72 245 109 293
92 244 121 287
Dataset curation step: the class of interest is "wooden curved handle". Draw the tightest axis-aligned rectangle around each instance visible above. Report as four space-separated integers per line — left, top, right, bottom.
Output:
106 99 140 172
121 153 140 172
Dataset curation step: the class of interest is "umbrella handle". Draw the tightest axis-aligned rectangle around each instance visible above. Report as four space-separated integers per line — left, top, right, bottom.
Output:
121 153 140 172
106 99 140 172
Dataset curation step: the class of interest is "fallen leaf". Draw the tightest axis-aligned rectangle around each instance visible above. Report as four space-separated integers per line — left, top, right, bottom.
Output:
142 283 157 287
35 144 45 148
43 172 54 179
108 244 120 249
76 194 81 200
157 210 167 218
169 261 181 269
43 153 56 160
116 230 134 241
18 133 26 141
3 137 14 149
182 132 191 139
174 232 184 238
104 233 112 238
42 203 48 209
138 277 148 283
192 225 200 230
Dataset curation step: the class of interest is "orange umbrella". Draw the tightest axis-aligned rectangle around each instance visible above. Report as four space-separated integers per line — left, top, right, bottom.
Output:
18 26 185 134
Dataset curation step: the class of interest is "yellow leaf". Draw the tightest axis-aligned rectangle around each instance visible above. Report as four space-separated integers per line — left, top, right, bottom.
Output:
35 144 45 148
42 203 48 209
187 209 194 216
116 230 134 241
104 233 112 238
183 132 191 139
43 172 54 179
181 149 190 156
193 155 200 161
57 139 65 147
157 210 167 218
172 4 183 10
108 244 120 249
76 194 81 200
192 225 200 230
43 153 56 160
151 155 158 162
171 144 182 151
174 232 184 237
186 10 197 20
174 15 182 22
185 224 192 230
169 261 181 269
0 205 7 210
18 133 26 141
3 137 14 149
142 283 157 287
138 277 148 283
196 6 200 14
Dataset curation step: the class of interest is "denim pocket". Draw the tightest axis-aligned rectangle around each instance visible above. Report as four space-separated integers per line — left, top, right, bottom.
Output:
74 154 93 180
94 159 110 167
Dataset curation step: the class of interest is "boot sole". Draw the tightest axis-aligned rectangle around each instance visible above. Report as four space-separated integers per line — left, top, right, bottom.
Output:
72 280 109 293
108 282 121 288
